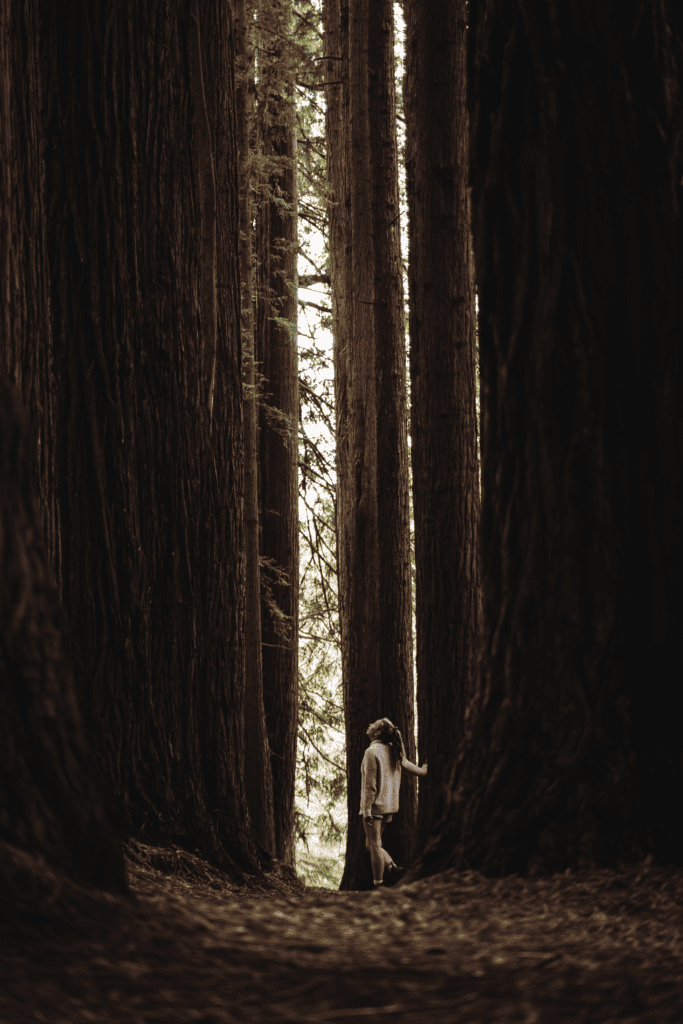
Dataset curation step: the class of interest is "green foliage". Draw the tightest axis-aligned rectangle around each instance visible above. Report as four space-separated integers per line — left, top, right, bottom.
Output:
287 0 348 884
295 848 344 888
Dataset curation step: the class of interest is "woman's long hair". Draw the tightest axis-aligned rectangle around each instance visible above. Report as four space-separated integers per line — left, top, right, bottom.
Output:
366 718 405 769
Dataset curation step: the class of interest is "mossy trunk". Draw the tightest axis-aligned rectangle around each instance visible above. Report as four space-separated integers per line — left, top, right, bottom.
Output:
255 0 300 868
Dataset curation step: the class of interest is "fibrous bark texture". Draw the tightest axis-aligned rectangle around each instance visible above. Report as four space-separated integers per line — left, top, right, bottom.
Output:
405 0 481 851
409 0 683 879
0 0 59 572
42 0 263 879
188 0 219 414
0 373 128 898
324 0 416 891
237 0 276 858
256 0 299 868
0 1 125 895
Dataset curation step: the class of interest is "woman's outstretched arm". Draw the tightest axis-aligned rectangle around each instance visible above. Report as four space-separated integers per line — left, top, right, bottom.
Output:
401 756 428 776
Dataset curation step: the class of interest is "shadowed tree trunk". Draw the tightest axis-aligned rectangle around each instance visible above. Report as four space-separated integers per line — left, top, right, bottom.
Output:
188 0 219 415
0 0 59 574
236 0 276 858
0 373 128 901
42 0 264 880
405 0 481 853
407 0 683 880
255 0 299 868
0 0 126 902
324 0 416 891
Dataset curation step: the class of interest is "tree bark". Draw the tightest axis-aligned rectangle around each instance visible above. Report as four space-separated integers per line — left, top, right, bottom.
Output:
255 0 300 868
237 0 276 857
368 0 416 875
404 0 481 853
0 0 126 901
408 0 683 879
42 0 264 880
0 0 59 576
324 0 416 891
0 372 128 899
189 0 218 414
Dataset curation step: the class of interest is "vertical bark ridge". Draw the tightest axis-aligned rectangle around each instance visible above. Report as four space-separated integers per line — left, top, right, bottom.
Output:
189 0 218 414
0 0 59 576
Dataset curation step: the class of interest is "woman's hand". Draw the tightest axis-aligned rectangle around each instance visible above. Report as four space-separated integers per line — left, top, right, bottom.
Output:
421 763 428 773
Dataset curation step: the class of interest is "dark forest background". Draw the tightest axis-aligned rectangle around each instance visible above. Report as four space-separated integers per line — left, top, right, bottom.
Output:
1 0 682 908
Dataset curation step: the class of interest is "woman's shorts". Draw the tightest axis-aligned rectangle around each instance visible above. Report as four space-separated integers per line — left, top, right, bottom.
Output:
362 813 393 847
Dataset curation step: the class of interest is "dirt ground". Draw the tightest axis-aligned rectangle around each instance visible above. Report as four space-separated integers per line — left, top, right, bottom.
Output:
1 840 682 1023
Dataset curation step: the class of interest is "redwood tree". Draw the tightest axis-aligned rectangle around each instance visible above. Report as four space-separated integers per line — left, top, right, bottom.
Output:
42 0 264 880
255 0 300 868
405 0 481 851
324 0 416 890
0 0 126 900
0 375 128 900
0 0 59 568
237 0 276 858
408 0 683 879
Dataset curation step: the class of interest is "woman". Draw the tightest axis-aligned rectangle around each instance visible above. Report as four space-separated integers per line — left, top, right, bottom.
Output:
360 717 427 887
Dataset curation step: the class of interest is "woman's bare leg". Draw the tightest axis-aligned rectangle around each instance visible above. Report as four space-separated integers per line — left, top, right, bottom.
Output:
364 818 386 883
380 820 396 868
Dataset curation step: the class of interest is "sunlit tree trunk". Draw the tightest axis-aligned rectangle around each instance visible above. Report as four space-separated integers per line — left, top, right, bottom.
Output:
405 0 481 852
367 0 416 878
408 0 683 879
325 0 415 891
255 0 300 868
42 0 264 880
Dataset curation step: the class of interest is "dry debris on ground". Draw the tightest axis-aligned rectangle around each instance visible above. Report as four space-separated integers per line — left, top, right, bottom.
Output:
1 840 682 1023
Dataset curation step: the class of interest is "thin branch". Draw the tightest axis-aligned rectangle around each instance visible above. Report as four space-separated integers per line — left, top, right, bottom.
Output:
300 274 330 288
299 299 332 314
299 724 345 772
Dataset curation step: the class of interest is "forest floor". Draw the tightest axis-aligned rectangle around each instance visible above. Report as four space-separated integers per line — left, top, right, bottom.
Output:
1 839 683 1024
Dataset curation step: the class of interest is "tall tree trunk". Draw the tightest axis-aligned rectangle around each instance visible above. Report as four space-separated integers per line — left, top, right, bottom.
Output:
404 0 481 852
0 0 126 902
188 0 219 415
0 373 128 899
0 0 59 575
408 0 683 879
324 0 416 891
236 0 276 857
368 0 416 874
255 0 299 868
42 0 264 880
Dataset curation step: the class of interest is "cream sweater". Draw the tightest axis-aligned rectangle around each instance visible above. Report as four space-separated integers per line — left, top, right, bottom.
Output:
359 740 427 817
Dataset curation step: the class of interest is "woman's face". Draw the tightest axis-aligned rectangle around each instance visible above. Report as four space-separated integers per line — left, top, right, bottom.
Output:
366 721 381 741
